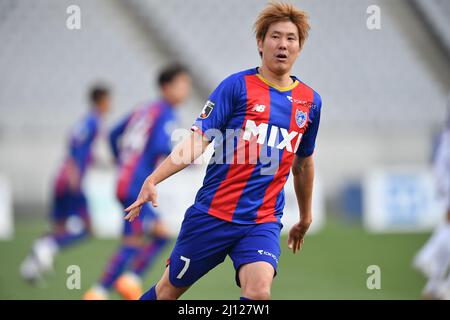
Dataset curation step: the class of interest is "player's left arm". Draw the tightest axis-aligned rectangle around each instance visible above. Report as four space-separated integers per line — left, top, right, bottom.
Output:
109 113 132 163
288 94 322 254
68 116 98 189
288 155 314 254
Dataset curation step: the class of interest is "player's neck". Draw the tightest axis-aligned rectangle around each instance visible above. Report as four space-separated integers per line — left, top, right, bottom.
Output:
161 95 177 108
93 107 105 118
258 66 293 88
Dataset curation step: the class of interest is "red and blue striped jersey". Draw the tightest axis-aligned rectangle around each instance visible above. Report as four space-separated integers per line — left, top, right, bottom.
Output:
191 68 322 225
110 100 177 201
54 111 101 195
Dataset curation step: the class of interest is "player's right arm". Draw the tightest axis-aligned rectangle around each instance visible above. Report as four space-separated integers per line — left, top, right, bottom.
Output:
125 74 238 221
124 131 210 221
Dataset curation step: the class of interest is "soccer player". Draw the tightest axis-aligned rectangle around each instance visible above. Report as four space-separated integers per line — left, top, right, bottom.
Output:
125 2 322 300
83 65 192 300
20 86 111 284
413 99 450 300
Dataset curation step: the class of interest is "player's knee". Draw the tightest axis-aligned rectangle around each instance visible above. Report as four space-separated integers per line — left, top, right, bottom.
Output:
242 281 271 300
151 222 171 239
242 287 271 300
122 234 144 247
53 222 66 235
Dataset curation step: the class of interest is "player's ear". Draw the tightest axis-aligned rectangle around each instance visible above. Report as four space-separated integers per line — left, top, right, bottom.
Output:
257 38 263 57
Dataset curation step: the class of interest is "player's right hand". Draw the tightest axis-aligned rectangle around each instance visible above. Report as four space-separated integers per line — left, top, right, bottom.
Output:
124 177 158 222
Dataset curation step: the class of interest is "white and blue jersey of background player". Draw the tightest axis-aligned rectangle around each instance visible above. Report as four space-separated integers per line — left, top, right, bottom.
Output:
51 111 101 223
110 99 177 235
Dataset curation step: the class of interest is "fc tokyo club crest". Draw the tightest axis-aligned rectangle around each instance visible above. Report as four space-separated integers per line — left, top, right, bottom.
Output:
200 100 215 119
295 109 308 128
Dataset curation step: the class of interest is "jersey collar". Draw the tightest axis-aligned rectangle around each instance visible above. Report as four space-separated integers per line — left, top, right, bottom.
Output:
255 67 299 92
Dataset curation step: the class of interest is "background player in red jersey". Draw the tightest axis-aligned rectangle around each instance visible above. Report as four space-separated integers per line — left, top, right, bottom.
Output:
125 2 320 300
20 86 111 285
84 65 192 300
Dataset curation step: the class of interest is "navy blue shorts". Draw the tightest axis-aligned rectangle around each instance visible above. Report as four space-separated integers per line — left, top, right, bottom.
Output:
50 191 89 223
167 205 282 288
121 197 159 236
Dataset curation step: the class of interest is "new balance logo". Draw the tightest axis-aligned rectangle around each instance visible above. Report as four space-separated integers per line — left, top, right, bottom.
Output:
251 104 266 112
242 119 303 153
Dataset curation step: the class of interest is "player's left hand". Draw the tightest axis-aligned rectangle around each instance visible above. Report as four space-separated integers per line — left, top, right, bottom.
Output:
287 220 311 254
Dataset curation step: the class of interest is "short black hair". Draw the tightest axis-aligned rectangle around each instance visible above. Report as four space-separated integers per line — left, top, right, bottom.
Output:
158 64 189 87
90 85 110 105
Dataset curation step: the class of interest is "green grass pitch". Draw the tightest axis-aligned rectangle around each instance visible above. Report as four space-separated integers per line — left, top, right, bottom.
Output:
0 216 429 299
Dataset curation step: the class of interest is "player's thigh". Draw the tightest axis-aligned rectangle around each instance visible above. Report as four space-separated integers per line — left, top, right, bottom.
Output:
167 206 238 287
144 207 171 238
52 219 67 235
238 261 275 300
155 265 190 300
149 220 171 238
73 192 91 232
50 192 71 224
230 222 282 288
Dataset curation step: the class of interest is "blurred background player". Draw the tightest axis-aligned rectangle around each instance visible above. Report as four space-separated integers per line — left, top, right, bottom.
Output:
413 96 450 300
84 64 192 300
20 85 111 284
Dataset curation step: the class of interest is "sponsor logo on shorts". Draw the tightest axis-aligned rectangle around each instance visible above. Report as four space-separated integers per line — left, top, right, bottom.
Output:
257 250 278 263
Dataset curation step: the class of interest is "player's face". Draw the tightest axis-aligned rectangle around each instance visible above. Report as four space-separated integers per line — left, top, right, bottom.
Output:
162 73 192 106
258 20 301 75
97 95 111 115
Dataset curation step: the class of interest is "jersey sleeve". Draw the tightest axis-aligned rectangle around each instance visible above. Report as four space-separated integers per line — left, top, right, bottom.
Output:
69 115 98 172
191 75 238 141
153 113 178 157
296 92 322 158
109 113 132 162
433 130 450 195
